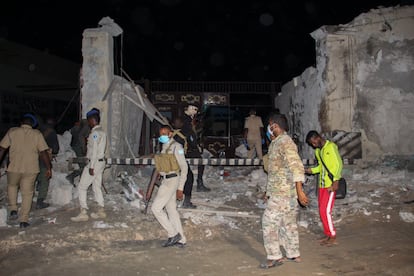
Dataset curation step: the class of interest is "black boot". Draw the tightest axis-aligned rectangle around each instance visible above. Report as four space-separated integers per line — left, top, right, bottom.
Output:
196 179 211 192
182 196 197 209
36 198 50 209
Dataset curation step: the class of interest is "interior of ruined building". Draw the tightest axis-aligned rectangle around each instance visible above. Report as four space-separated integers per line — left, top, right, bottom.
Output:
0 4 413 276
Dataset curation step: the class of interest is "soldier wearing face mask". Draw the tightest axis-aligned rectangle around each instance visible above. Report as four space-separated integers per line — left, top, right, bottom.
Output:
150 125 187 248
181 104 210 192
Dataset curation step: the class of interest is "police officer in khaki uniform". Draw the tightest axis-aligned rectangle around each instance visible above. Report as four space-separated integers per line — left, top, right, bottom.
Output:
71 108 108 222
149 125 187 247
244 108 264 159
0 113 51 228
259 113 308 269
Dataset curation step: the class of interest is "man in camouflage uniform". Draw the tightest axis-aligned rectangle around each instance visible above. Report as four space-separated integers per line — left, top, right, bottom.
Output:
260 113 309 269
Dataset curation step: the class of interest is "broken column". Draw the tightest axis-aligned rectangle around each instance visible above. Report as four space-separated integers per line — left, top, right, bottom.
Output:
81 28 113 129
81 17 123 135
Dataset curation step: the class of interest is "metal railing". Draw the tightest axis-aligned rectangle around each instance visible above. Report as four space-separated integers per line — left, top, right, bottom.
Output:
146 81 281 94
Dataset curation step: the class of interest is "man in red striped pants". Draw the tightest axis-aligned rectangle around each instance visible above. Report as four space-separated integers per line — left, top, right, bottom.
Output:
305 131 343 246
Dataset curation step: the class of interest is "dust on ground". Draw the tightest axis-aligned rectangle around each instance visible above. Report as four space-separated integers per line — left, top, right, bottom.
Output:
0 164 414 276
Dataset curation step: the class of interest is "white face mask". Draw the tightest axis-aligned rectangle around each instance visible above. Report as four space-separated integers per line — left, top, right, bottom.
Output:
185 106 198 117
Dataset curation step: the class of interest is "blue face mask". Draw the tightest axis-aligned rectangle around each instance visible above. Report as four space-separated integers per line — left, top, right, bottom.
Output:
158 135 170 144
266 125 273 140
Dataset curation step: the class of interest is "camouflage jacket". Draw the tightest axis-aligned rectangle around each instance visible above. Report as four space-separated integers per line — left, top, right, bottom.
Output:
266 132 305 198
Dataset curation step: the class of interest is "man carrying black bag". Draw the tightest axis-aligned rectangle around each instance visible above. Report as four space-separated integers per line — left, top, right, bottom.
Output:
305 130 343 247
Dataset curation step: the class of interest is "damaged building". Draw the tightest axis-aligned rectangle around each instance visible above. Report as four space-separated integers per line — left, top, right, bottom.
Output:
277 5 414 164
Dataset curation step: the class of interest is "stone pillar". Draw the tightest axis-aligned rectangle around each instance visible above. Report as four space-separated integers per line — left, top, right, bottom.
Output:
81 28 113 131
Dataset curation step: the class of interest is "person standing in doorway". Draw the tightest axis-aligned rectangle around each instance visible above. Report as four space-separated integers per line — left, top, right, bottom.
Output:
71 108 108 222
260 113 308 269
244 108 264 159
0 113 51 228
305 130 343 246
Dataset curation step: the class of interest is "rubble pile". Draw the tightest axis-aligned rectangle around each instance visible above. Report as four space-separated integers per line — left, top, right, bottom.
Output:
0 131 413 235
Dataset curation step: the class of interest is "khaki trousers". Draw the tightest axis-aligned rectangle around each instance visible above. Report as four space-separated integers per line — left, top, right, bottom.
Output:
151 176 186 243
78 162 105 209
7 172 38 222
247 138 263 159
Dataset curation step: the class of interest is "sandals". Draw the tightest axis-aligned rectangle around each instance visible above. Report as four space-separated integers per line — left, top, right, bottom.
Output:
284 256 302 263
259 259 284 269
320 237 338 246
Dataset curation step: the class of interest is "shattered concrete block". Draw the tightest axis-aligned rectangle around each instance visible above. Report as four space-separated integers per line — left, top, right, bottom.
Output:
399 211 414 223
49 173 74 206
0 208 7 227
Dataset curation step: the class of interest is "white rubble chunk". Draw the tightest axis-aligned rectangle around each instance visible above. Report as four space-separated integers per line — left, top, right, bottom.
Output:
93 221 114 229
399 211 414 223
0 208 7 227
49 171 74 206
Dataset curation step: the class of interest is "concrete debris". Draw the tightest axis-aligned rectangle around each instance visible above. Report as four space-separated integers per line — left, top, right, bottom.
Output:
0 208 7 227
234 144 248 158
47 217 57 224
363 208 372 216
93 221 114 229
49 172 74 206
119 171 144 202
399 211 414 223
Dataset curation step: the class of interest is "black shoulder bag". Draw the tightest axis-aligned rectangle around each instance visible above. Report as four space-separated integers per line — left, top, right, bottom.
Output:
318 152 347 199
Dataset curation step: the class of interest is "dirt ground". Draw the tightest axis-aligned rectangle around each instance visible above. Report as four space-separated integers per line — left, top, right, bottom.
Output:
1 167 413 276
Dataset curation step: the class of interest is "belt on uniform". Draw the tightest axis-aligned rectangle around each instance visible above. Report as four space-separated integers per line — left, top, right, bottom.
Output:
161 173 178 179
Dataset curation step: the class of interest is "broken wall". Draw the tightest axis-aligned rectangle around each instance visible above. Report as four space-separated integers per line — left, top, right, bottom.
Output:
275 67 324 159
278 5 414 161
107 76 144 162
351 6 414 159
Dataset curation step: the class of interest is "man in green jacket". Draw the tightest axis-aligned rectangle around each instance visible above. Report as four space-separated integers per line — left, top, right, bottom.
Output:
305 130 343 246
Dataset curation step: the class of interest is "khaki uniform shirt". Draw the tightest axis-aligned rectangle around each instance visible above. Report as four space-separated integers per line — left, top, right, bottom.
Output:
244 115 264 140
161 139 188 191
0 124 49 173
86 125 107 169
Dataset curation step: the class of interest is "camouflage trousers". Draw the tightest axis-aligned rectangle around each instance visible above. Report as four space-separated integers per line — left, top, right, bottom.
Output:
262 197 300 260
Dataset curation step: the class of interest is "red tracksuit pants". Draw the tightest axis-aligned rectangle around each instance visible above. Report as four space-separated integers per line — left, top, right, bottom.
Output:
318 188 336 237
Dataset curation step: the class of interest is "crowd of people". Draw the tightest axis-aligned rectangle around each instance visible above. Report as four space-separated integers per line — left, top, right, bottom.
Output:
0 105 343 270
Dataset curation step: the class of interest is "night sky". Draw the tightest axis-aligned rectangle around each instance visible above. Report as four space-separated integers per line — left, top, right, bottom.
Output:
0 0 409 83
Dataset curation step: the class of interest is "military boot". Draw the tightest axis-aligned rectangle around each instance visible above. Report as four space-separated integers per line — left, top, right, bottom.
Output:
36 198 50 209
182 196 197 209
196 179 211 192
70 208 89 222
90 207 107 219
